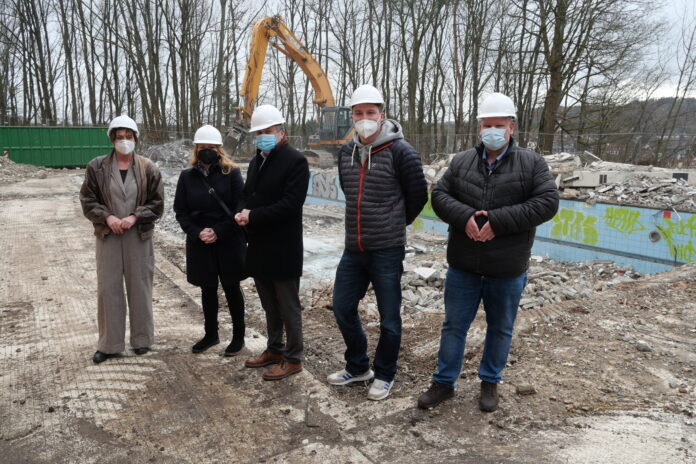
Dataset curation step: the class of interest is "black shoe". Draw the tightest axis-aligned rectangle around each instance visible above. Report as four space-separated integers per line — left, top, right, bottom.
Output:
192 335 219 353
417 381 454 409
479 381 499 412
134 347 150 355
92 351 117 364
224 337 245 357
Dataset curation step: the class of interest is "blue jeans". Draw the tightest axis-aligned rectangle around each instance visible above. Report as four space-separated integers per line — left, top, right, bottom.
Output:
332 247 405 382
433 267 527 386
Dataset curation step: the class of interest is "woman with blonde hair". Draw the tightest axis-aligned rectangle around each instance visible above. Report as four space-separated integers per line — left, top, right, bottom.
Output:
174 125 247 355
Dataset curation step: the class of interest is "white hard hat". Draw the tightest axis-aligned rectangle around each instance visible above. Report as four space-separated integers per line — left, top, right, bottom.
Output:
193 125 222 145
477 93 516 119
350 84 384 107
249 104 285 132
107 114 139 138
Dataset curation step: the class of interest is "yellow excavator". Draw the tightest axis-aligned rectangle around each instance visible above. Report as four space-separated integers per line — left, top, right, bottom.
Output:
225 15 352 167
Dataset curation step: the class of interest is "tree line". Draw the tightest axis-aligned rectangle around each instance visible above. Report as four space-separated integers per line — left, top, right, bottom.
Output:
1 0 695 163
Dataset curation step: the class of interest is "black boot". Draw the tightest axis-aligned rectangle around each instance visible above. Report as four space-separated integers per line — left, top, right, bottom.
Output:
417 381 454 409
479 381 499 412
194 286 220 353
192 334 219 353
224 283 246 357
224 325 245 356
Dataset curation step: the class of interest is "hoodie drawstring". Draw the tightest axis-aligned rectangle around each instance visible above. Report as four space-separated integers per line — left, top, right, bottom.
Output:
367 145 373 170
351 143 357 167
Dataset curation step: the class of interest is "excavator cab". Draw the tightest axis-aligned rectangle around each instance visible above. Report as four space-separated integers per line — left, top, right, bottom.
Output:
304 107 353 167
318 107 353 142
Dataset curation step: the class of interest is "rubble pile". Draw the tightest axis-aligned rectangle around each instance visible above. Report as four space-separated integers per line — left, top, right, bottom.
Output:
396 255 643 314
563 176 696 211
543 153 696 212
158 171 186 236
0 156 53 183
423 158 450 187
141 140 192 169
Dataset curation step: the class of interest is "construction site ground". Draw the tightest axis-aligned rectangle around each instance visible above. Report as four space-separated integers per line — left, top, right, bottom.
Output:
1 170 694 463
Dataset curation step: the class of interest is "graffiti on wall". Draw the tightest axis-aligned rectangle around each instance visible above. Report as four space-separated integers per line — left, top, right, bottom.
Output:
604 207 645 236
658 216 696 263
550 209 599 245
549 205 695 263
311 172 340 200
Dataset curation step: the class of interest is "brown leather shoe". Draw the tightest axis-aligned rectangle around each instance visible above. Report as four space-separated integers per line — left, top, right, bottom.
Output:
244 350 283 368
262 360 303 381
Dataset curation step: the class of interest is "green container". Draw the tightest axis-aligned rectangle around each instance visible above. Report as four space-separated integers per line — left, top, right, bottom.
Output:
0 126 113 167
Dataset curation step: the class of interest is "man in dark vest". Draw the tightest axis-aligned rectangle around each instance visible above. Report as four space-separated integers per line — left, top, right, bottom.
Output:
417 93 559 411
327 85 428 400
235 104 310 381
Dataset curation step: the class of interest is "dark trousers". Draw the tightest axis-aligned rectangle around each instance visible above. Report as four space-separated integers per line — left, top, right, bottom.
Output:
254 277 303 364
332 247 405 382
201 282 245 338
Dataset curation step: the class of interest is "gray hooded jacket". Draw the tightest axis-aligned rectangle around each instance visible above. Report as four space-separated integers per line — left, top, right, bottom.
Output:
337 119 428 252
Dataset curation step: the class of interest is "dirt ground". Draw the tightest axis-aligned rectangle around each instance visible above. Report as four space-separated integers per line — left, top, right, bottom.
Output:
0 172 694 464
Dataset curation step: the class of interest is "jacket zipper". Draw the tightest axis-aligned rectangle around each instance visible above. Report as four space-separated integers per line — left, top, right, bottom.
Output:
357 159 366 252
354 141 394 253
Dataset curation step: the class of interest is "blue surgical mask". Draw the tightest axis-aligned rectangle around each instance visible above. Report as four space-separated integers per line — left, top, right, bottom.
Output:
256 134 277 152
481 128 508 151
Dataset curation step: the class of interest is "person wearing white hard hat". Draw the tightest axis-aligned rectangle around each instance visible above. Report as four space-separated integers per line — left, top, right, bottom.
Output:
80 115 164 364
235 104 309 381
173 125 247 356
417 93 559 411
327 85 428 401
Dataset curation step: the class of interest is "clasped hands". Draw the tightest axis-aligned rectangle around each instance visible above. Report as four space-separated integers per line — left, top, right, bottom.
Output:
106 214 136 235
234 209 250 227
199 228 217 244
465 210 496 242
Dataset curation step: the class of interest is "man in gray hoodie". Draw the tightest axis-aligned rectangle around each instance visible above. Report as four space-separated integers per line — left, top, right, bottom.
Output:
327 85 428 400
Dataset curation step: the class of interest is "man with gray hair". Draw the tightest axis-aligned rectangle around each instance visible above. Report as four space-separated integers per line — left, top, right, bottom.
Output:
417 93 559 411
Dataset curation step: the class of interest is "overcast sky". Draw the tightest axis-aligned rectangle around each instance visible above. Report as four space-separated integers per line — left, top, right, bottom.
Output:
651 0 696 98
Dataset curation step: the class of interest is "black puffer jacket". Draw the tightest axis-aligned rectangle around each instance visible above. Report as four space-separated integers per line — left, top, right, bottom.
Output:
432 139 559 277
338 119 428 252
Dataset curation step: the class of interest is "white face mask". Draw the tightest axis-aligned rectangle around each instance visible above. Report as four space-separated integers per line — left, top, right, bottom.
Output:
115 139 135 155
354 119 380 139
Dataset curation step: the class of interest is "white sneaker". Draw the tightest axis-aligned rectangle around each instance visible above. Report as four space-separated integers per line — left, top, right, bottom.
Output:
367 379 393 401
327 369 374 386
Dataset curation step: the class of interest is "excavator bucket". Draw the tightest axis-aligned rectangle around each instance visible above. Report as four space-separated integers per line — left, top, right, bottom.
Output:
223 122 248 155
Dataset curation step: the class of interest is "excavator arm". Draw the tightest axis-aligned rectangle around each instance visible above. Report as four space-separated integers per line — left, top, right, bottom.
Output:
225 16 335 152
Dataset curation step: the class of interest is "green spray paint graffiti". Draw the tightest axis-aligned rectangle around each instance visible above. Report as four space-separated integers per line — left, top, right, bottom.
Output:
658 216 696 263
605 207 645 236
551 209 599 245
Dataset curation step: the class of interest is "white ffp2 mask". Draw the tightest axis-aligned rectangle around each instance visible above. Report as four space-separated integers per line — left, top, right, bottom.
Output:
115 140 135 155
354 119 380 139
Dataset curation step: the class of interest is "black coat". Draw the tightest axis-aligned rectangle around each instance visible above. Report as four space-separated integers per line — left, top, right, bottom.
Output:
432 139 559 278
241 142 309 280
174 162 247 286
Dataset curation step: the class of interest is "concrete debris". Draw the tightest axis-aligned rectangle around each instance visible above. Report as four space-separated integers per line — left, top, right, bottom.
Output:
413 267 438 281
140 139 193 169
636 340 653 352
516 384 537 396
0 156 56 183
